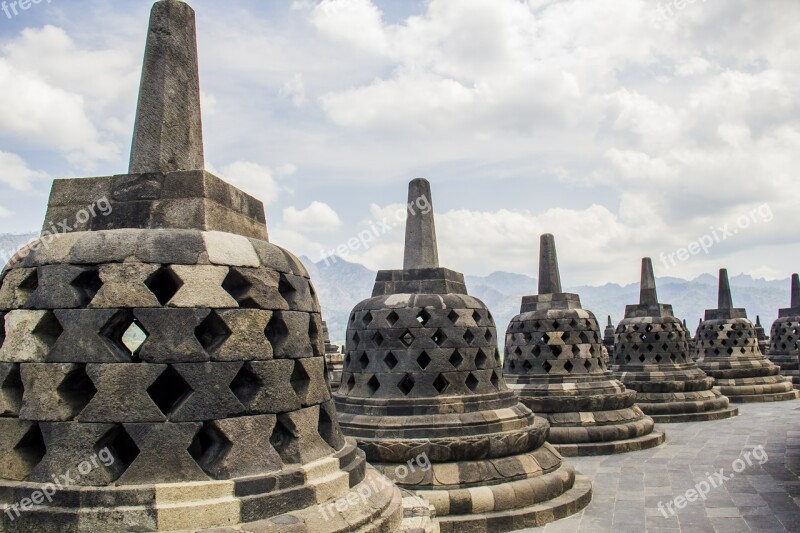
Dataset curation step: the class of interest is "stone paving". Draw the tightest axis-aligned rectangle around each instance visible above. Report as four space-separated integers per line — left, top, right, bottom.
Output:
523 400 800 532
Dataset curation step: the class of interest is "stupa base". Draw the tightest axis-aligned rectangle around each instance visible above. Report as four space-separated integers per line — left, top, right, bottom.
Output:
647 406 739 423
553 431 666 457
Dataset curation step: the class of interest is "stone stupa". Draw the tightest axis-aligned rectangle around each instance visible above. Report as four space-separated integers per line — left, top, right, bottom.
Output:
613 259 738 422
767 274 800 388
0 1 404 531
322 321 345 391
696 269 798 402
334 181 591 532
602 316 616 363
503 235 664 456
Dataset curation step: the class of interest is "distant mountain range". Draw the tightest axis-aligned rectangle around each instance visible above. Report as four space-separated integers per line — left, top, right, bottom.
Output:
1 233 792 349
303 256 794 347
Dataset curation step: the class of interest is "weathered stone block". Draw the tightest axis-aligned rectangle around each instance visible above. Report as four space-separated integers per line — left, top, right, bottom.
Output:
168 265 238 308
0 310 62 363
78 364 167 423
20 363 97 421
89 263 161 308
117 422 207 485
134 308 210 363
49 309 134 363
168 362 244 422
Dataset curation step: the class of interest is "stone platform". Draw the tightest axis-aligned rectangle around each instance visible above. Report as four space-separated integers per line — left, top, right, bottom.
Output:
522 399 800 532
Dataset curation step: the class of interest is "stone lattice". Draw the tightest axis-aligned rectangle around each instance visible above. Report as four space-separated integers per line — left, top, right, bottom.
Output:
335 180 591 532
0 2 404 531
613 259 738 423
767 274 800 388
504 235 664 455
696 269 798 403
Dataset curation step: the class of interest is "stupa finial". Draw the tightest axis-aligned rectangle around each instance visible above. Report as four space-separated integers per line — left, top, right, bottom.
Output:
538 234 563 294
403 178 439 270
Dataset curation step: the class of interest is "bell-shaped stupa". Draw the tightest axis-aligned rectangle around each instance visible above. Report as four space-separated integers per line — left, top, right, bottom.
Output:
334 181 591 532
696 269 798 402
613 259 738 422
603 315 616 362
503 236 664 455
767 274 800 388
0 2 404 531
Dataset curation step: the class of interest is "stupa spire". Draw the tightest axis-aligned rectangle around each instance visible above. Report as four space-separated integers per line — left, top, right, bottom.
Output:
538 234 563 294
639 258 658 305
403 178 439 270
718 269 733 310
129 0 204 174
792 273 800 308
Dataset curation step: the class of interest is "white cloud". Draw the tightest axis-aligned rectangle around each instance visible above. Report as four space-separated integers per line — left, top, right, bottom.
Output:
311 0 388 54
0 205 12 218
280 73 307 107
219 161 283 205
282 201 343 233
0 151 49 192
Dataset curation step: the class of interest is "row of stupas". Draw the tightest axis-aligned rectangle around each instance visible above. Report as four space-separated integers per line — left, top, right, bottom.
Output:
0 2 797 532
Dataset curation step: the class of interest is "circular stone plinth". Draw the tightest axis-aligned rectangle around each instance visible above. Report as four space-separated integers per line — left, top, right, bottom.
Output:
647 406 739 423
553 430 666 457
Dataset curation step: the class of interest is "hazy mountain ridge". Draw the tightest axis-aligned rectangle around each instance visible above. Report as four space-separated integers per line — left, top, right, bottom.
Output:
302 256 794 345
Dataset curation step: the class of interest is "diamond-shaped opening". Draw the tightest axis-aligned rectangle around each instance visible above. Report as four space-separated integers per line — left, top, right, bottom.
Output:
584 359 592 370
571 345 581 357
189 422 231 475
475 349 489 369
564 360 574 373
472 310 482 325
99 310 145 360
465 373 479 392
265 314 289 348
464 329 475 345
359 353 370 370
448 310 460 325
230 364 261 405
433 374 449 393
532 345 542 356
433 329 447 346
386 311 400 327
655 354 663 363
1 363 23 412
195 311 232 352
523 360 533 371
543 361 553 373
270 417 298 463
523 332 532 343
366 375 381 396
14 423 46 469
352 331 361 346
552 346 563 357
541 332 550 343
490 371 500 389
639 354 646 362
145 267 183 306
58 365 97 412
318 404 343 451
71 268 103 305
417 351 432 369
397 374 415 396
308 317 322 357
345 374 356 393
484 329 493 343
290 361 311 399
362 311 374 327
32 311 64 347
350 313 356 324
99 425 140 472
147 366 192 416
17 268 39 295
646 344 654 352
384 352 399 370
417 309 431 326
449 349 464 369
373 332 385 347
221 269 256 308
278 274 298 301
401 329 415 347
645 324 653 332
569 319 578 328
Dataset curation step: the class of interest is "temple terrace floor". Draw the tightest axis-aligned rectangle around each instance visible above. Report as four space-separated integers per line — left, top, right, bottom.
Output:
522 400 800 532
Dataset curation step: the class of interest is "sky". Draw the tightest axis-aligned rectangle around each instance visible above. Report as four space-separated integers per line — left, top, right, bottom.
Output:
0 0 797 286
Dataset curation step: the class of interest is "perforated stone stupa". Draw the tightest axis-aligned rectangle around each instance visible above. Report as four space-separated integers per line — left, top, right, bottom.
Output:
503 235 663 456
613 259 738 422
767 274 800 389
696 269 798 403
334 181 591 532
0 1 404 531
603 316 616 363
